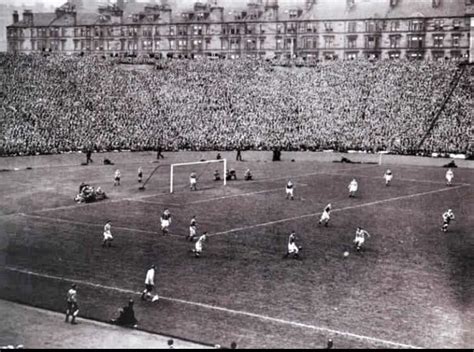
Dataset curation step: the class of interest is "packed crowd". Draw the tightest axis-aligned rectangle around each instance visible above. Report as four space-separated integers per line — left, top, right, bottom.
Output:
0 53 471 156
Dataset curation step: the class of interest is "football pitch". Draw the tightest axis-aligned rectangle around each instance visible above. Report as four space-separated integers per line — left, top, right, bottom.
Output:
0 151 473 349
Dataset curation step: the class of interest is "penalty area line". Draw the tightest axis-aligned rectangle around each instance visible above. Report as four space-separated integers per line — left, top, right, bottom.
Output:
208 184 466 237
4 266 423 349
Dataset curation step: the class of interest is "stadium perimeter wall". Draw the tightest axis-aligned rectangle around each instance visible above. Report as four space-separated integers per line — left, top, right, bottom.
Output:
0 151 472 170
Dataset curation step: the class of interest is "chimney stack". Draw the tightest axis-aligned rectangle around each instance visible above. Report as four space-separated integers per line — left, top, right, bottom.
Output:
13 10 19 24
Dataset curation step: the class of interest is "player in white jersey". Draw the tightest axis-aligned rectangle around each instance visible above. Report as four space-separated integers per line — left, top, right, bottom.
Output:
65 284 79 324
192 233 207 258
318 204 332 227
383 170 393 186
190 172 197 191
348 179 358 197
141 265 158 302
445 169 454 186
286 180 294 200
441 209 455 232
138 167 143 183
187 216 197 241
114 169 121 186
102 220 113 248
353 227 370 252
284 231 301 259
160 209 171 235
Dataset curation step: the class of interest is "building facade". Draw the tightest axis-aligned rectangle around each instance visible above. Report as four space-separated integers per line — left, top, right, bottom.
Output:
6 0 474 62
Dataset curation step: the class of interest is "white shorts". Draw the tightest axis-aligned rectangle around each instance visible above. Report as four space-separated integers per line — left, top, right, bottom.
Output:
385 175 393 182
286 188 294 196
288 243 299 254
189 226 196 237
446 176 453 182
161 219 170 230
354 237 364 246
320 212 330 222
349 186 358 193
195 242 202 253
103 232 113 240
190 179 197 185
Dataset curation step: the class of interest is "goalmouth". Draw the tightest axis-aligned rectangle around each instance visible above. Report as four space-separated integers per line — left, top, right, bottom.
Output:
170 159 227 193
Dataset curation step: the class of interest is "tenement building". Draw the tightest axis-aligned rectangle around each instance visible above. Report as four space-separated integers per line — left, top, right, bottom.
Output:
6 0 474 61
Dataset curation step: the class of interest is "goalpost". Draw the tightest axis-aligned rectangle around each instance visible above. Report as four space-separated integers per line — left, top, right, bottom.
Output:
170 159 227 193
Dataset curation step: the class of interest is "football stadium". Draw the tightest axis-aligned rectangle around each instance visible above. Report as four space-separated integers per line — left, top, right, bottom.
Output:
1 0 473 349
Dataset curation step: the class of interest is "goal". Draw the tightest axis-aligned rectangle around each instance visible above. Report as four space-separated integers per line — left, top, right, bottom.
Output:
170 159 227 193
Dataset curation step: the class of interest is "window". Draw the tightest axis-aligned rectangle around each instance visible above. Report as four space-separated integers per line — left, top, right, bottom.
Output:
154 26 160 35
304 37 317 49
277 24 284 34
389 35 400 48
305 22 317 33
365 35 378 49
390 20 400 32
324 22 333 32
407 51 424 59
143 39 152 51
169 39 175 49
287 22 297 34
155 39 161 49
177 39 187 50
31 40 36 50
347 21 357 33
276 38 283 50
230 38 240 50
74 39 80 51
433 34 444 48
285 38 294 50
432 50 445 60
246 38 257 50
347 35 357 49
409 20 424 31
434 19 444 30
193 25 203 35
169 26 175 36
178 26 187 36
31 28 36 37
366 21 377 32
345 52 357 60
408 35 424 49
324 35 334 48
388 51 400 59
221 39 228 50
143 26 152 37
452 34 461 47
289 9 298 19
453 19 462 29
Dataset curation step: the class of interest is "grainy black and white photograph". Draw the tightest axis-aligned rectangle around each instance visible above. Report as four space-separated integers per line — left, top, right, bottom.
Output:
0 0 473 349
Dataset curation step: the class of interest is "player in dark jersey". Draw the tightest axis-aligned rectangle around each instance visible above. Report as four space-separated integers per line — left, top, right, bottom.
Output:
65 284 79 324
441 209 455 232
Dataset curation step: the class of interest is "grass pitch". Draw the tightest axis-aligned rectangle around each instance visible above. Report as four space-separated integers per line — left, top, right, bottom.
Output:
0 151 473 348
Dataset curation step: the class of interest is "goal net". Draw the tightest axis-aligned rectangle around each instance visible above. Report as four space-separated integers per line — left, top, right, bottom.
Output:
170 159 227 193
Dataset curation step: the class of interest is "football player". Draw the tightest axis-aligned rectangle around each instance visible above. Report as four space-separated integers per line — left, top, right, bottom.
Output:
138 167 143 183
160 208 171 236
102 220 113 248
318 204 332 227
348 179 358 197
441 209 455 232
383 169 393 186
353 227 370 252
141 265 158 302
284 231 301 259
192 233 207 258
65 284 79 324
190 172 197 191
286 180 294 200
445 169 454 186
114 169 121 186
187 216 197 241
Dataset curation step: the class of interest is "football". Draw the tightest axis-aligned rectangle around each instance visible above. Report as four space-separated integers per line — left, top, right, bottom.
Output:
152 295 159 302
343 251 349 257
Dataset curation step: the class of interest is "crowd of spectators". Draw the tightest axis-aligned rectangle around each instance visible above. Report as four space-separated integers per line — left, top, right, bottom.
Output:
0 53 471 157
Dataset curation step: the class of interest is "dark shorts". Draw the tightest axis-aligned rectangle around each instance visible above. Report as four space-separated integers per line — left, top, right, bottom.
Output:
115 177 120 181
67 301 78 312
145 284 154 292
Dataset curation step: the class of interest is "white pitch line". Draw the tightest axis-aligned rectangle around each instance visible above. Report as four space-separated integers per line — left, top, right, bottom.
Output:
187 185 309 205
207 185 466 237
4 266 423 349
127 199 182 207
17 213 184 239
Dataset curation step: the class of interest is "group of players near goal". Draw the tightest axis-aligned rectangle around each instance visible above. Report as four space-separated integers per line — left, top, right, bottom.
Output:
101 166 457 260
